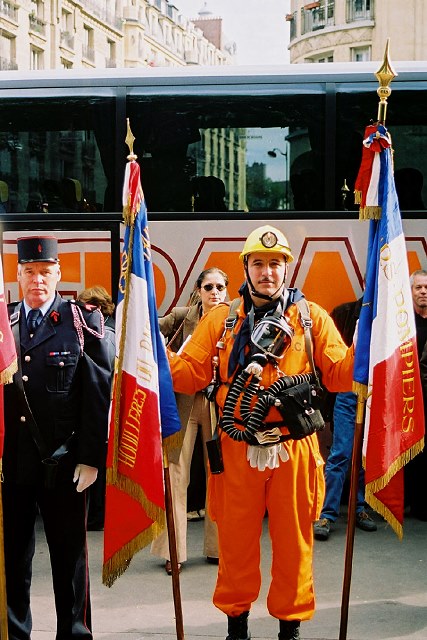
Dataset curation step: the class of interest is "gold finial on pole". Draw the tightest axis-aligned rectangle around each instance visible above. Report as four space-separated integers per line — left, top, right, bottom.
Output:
125 118 137 161
375 39 397 125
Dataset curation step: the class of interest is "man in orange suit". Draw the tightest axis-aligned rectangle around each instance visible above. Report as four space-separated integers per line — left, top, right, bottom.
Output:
167 225 354 640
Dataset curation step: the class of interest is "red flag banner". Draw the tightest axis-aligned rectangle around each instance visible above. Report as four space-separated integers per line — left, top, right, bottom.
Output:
102 157 181 586
0 255 17 458
353 124 425 537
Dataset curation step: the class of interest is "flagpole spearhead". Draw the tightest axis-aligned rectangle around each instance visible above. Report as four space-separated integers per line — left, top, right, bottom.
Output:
125 118 137 162
375 39 397 125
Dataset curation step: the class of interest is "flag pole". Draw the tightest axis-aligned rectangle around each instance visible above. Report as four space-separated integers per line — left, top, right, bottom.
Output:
0 458 8 640
338 39 396 640
163 452 185 640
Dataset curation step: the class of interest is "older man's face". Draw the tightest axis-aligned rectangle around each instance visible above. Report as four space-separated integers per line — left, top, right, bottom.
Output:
411 274 427 315
18 262 61 309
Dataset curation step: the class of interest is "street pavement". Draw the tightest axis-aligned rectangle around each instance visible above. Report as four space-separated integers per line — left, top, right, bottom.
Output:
29 510 426 640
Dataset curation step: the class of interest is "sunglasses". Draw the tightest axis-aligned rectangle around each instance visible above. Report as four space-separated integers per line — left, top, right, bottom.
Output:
202 283 226 292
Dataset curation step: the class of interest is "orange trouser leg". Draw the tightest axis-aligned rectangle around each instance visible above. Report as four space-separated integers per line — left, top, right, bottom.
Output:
209 434 324 620
266 437 324 620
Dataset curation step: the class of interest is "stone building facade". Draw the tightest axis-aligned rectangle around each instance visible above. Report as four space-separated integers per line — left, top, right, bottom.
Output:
287 0 427 64
0 0 233 71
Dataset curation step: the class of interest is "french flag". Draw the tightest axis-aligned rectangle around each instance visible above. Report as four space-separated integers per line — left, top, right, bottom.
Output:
103 158 181 586
353 124 425 538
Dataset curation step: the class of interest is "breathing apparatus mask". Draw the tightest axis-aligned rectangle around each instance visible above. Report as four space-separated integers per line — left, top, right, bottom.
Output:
251 314 294 361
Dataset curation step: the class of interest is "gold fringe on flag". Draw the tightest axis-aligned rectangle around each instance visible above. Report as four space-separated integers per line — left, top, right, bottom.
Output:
358 205 382 220
102 518 164 587
0 359 17 385
363 437 424 540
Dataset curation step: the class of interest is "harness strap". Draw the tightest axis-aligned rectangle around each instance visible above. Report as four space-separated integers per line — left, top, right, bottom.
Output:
296 298 321 387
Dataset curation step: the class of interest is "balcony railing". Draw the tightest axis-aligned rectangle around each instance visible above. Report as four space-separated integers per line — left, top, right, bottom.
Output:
105 57 116 68
286 11 297 41
81 0 123 31
0 56 18 70
0 0 18 21
301 2 335 34
346 0 374 23
82 45 95 62
60 31 75 49
29 13 46 36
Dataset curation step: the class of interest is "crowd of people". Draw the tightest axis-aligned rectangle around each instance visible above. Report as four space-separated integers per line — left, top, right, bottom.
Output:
2 229 425 640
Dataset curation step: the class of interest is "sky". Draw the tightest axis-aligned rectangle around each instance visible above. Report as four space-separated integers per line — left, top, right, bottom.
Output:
177 0 291 66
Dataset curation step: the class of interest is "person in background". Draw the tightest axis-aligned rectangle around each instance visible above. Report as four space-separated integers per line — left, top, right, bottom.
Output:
151 267 228 574
313 296 377 541
77 285 116 531
405 269 427 520
166 225 354 640
3 236 111 640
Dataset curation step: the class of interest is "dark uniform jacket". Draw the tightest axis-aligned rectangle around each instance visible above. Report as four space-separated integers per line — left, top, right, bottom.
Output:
4 293 111 486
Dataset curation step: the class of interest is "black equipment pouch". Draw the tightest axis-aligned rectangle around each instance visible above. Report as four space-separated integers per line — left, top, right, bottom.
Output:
203 381 219 402
206 436 224 474
276 381 325 440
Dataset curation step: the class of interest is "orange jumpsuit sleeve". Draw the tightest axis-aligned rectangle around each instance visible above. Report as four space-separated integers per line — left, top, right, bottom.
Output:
307 301 354 391
167 303 229 395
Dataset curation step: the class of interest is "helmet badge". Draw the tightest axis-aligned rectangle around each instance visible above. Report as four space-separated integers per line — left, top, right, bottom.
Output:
260 231 278 249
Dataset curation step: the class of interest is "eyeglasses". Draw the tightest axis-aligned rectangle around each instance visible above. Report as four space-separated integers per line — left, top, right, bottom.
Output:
202 283 226 292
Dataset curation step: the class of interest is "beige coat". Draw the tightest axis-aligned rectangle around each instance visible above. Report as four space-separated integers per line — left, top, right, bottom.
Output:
159 302 201 463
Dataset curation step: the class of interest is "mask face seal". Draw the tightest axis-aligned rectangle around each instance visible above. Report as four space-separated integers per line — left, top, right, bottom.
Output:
251 316 294 360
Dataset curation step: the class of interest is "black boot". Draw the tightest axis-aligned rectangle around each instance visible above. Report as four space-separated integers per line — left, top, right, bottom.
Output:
278 619 300 640
226 611 251 639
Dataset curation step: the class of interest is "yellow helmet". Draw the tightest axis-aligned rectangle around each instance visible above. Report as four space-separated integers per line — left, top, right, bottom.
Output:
239 225 294 263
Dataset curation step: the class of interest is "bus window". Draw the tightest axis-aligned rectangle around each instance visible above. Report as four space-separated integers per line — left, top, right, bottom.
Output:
336 85 427 211
0 92 116 214
127 90 326 213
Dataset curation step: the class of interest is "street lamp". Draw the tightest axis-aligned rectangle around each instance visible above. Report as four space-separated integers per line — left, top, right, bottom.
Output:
267 148 289 209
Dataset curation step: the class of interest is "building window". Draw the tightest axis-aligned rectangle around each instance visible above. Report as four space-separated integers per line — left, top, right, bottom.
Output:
61 58 73 69
30 0 44 19
301 1 335 35
30 46 43 70
347 0 373 22
106 39 116 67
0 33 17 70
351 46 371 61
83 26 95 62
307 53 334 63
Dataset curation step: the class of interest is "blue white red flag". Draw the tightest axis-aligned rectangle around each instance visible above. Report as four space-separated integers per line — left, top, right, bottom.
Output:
353 123 425 538
103 157 181 586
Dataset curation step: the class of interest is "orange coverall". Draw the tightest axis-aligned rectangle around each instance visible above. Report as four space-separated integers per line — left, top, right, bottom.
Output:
168 296 354 621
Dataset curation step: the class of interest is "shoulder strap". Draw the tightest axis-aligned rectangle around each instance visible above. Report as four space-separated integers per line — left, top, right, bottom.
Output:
167 307 190 350
225 297 241 330
296 298 320 387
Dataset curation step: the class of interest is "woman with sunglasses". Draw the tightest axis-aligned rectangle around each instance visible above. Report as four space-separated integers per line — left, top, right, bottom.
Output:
151 267 228 574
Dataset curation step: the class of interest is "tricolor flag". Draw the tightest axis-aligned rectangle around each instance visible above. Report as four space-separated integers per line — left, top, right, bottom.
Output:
103 155 181 587
0 255 17 459
353 123 425 538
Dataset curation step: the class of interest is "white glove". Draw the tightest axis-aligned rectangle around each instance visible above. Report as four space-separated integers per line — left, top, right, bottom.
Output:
246 443 289 471
73 464 98 492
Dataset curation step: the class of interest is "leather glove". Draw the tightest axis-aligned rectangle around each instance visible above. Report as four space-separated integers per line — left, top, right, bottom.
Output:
73 464 98 492
246 443 289 471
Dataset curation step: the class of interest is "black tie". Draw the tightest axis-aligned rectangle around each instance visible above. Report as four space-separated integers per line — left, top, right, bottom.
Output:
27 308 42 333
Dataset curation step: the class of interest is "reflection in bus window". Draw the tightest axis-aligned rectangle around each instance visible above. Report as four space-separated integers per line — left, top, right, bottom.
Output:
0 95 114 214
127 92 325 213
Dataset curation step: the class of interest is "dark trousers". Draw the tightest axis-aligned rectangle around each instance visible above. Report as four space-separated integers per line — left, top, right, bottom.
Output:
2 479 92 640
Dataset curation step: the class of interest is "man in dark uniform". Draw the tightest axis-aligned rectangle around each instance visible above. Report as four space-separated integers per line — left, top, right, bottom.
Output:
3 236 111 640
